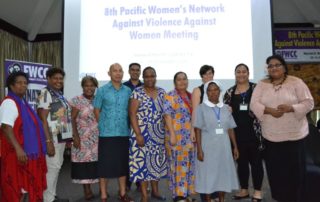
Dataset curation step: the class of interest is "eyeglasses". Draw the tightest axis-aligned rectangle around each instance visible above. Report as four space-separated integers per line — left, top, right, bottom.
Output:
15 81 28 85
267 64 282 69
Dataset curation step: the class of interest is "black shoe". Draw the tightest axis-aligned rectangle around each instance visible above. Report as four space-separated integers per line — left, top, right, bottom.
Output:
53 196 69 202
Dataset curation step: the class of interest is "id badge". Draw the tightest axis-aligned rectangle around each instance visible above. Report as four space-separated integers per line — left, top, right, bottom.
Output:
215 128 224 135
62 131 73 139
58 123 73 142
240 104 248 111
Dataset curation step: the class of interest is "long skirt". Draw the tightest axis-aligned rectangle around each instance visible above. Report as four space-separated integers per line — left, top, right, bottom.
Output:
1 137 47 202
264 138 306 202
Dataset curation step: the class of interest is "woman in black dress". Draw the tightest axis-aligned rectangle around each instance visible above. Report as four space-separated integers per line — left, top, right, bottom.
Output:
223 63 264 202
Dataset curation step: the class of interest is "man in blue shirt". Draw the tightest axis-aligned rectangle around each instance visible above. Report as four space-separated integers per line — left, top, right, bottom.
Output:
123 63 143 91
93 63 133 202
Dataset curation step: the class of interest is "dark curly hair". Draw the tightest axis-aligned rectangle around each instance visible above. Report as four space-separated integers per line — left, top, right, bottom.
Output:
6 71 29 91
46 67 65 78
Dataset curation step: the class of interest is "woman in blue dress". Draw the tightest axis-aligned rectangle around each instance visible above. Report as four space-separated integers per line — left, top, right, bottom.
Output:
194 81 239 202
129 67 167 202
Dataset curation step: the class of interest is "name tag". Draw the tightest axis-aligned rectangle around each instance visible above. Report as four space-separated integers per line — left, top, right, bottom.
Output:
215 128 224 135
58 123 73 142
240 104 248 111
62 131 73 139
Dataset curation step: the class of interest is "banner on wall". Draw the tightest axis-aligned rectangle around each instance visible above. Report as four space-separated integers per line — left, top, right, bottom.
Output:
274 28 320 63
4 59 52 110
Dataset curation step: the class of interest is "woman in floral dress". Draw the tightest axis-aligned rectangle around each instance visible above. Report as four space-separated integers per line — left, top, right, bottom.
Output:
70 76 99 200
164 71 195 202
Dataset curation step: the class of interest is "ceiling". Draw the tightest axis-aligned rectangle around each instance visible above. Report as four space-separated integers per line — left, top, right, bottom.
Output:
0 0 63 40
0 0 320 41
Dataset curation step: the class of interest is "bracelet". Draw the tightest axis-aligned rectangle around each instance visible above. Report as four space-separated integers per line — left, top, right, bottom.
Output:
46 139 52 143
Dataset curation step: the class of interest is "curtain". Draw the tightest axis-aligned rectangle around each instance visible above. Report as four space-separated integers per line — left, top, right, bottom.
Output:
31 41 62 68
0 29 28 98
0 29 62 99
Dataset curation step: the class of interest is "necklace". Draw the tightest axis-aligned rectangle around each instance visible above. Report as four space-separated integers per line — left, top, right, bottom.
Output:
271 75 287 92
273 85 282 92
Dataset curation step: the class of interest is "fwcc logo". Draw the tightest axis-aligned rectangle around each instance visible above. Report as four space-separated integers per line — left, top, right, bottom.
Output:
8 63 22 74
23 65 48 79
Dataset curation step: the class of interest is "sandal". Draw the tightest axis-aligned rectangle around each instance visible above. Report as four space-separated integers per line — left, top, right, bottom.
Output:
232 194 250 200
252 197 262 202
85 190 94 200
85 193 94 200
118 193 134 202
100 192 109 202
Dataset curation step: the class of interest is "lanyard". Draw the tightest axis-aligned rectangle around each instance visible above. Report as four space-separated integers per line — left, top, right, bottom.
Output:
212 107 221 127
47 86 64 99
240 92 247 104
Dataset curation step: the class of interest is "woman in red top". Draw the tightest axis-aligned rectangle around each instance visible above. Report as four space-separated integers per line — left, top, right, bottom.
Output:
0 71 47 202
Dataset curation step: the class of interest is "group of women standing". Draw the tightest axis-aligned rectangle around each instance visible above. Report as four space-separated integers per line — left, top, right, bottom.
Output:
127 65 242 202
0 54 314 202
0 68 99 202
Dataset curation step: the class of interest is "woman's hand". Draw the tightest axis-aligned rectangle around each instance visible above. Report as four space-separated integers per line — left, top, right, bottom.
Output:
71 106 81 149
73 135 81 149
190 129 196 142
233 147 239 160
269 108 284 118
1 124 28 163
136 134 145 147
38 108 56 156
164 114 177 146
197 149 204 161
277 104 294 113
16 146 28 164
170 132 177 146
46 141 55 156
165 143 172 157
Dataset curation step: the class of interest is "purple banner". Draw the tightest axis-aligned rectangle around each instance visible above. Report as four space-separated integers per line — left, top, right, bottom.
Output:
275 29 320 49
274 28 320 62
4 59 52 109
5 60 51 85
